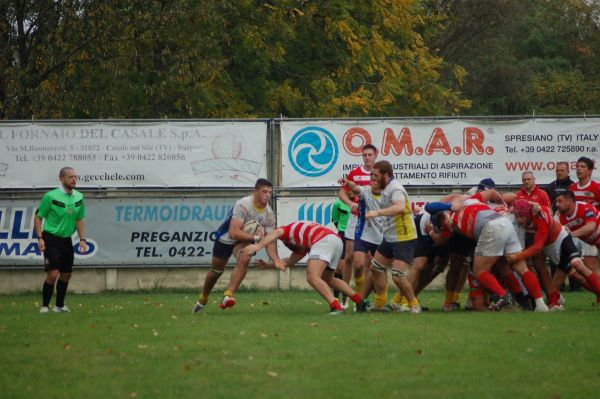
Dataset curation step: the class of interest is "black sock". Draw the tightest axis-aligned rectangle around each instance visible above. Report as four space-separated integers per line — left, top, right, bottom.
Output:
55 279 69 308
333 272 343 298
42 281 54 307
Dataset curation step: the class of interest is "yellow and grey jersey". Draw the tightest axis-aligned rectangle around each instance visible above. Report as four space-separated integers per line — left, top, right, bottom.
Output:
380 180 417 242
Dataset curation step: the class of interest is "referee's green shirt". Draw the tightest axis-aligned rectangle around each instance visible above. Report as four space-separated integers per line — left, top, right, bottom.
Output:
37 188 85 238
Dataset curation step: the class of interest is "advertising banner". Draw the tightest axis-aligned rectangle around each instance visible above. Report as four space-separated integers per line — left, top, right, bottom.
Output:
0 197 238 267
0 121 268 188
280 119 600 187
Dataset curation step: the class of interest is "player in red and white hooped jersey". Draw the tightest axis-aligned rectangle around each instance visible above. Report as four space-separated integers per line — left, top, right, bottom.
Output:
555 191 600 298
426 189 549 312
243 221 367 314
507 199 600 310
513 171 554 302
570 156 600 211
338 144 378 301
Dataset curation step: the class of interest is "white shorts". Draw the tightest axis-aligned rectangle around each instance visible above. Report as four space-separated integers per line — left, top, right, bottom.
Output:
309 234 343 270
573 238 599 257
543 228 569 265
344 214 358 240
474 217 522 257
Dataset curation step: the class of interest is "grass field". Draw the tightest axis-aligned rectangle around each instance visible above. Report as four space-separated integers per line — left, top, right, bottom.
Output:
1 289 599 399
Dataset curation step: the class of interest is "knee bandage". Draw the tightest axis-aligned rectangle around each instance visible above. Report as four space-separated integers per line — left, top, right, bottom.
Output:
371 259 386 272
211 267 224 275
392 269 408 279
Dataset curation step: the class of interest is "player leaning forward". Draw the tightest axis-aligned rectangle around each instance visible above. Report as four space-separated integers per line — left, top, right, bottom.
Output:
192 178 278 312
35 167 88 313
343 160 421 313
243 221 367 314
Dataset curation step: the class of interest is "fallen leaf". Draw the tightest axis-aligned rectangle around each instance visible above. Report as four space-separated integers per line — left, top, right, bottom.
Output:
371 319 378 324
267 371 278 377
63 343 71 350
130 392 137 398
260 333 268 338
309 323 318 327
173 345 181 351
415 349 423 355
138 345 148 349
529 332 536 337
262 301 269 305
171 315 178 320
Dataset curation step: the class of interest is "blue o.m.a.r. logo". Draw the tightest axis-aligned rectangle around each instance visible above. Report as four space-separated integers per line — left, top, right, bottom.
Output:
288 126 338 177
298 203 333 227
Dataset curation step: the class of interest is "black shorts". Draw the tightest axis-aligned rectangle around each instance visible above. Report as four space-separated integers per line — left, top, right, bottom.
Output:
447 233 476 256
557 235 581 273
339 233 347 259
212 240 235 261
377 239 417 264
413 236 434 258
353 238 378 256
42 231 74 272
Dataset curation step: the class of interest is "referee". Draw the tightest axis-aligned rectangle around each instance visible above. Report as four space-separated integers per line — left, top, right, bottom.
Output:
34 167 87 313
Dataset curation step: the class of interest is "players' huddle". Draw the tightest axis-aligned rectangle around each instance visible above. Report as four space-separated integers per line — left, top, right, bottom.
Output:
192 146 600 315
36 154 598 315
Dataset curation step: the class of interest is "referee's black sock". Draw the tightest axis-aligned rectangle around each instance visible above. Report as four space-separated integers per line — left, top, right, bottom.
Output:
55 279 69 308
42 281 54 307
333 272 343 299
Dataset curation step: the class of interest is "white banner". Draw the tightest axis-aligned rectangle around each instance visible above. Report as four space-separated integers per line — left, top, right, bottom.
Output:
0 121 267 188
281 119 600 187
0 197 239 266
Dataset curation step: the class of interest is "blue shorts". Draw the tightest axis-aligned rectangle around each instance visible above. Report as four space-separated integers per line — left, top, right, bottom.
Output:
353 238 378 256
377 239 417 264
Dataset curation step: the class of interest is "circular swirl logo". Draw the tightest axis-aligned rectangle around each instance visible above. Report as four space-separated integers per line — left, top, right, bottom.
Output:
288 126 338 177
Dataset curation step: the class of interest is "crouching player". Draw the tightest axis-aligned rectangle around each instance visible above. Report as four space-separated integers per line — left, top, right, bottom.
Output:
507 199 600 310
243 221 367 314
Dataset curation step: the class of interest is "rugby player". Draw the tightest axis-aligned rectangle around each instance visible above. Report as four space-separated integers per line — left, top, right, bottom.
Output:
192 178 277 313
508 199 600 310
338 144 378 300
243 221 367 314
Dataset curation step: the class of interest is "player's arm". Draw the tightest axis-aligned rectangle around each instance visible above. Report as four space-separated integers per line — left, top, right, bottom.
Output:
570 221 596 238
243 228 285 258
367 198 407 218
255 251 305 270
75 218 88 253
479 189 507 206
33 210 45 252
502 192 517 205
228 217 260 243
338 178 361 196
506 220 547 263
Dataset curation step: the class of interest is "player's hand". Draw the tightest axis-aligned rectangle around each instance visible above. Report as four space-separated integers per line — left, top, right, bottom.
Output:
351 204 359 213
337 177 347 186
275 259 288 271
365 210 378 219
38 238 45 252
423 221 433 235
79 240 88 253
243 244 260 256
254 259 274 270
531 203 541 215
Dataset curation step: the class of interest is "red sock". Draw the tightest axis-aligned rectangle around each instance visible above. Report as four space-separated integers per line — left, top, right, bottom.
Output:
350 293 362 304
477 271 507 297
329 300 343 311
584 273 600 296
501 272 523 294
521 271 542 300
547 290 560 306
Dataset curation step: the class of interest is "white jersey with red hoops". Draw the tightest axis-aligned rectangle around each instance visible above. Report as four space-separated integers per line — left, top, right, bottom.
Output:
343 166 372 216
570 180 600 211
558 201 600 246
279 222 337 250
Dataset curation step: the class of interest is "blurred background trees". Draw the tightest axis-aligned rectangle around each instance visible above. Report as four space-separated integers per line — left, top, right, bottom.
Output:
2 0 600 119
